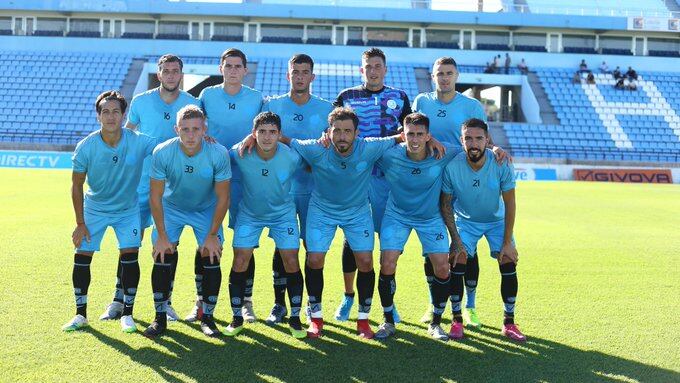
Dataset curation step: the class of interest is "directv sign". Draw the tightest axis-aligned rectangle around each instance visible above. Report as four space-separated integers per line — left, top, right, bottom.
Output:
0 150 72 169
514 166 557 181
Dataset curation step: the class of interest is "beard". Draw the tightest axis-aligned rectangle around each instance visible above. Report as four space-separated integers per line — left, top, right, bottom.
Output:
334 141 351 153
467 148 484 163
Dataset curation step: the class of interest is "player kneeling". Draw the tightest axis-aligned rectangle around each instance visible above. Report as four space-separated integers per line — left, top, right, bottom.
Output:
225 112 306 339
64 91 157 333
440 118 525 342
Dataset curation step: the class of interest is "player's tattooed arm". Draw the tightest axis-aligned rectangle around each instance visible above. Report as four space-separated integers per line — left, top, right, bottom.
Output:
499 188 518 265
440 191 467 263
71 171 90 248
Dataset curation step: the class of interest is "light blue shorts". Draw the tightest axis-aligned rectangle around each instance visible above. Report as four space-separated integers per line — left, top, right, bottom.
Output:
138 195 153 229
456 219 515 258
234 212 300 250
227 180 243 230
152 204 224 246
380 213 449 255
306 204 374 253
368 176 389 233
77 209 141 252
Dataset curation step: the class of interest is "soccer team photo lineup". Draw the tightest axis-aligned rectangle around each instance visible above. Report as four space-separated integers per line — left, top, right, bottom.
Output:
62 48 525 343
4 1 680 381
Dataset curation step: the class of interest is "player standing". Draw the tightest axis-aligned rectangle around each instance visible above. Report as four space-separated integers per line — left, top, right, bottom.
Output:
143 106 231 338
373 113 461 341
64 91 157 333
290 107 406 338
413 56 498 326
99 54 199 323
440 118 525 342
333 48 411 322
225 112 306 339
261 54 333 325
190 48 263 323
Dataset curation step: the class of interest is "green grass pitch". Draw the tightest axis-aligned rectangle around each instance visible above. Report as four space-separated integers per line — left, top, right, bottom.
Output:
1 168 679 382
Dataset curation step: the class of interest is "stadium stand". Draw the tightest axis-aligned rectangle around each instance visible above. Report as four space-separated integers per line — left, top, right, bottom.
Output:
1 0 679 166
648 50 680 57
210 34 244 42
507 69 680 162
426 41 459 49
601 48 633 56
0 51 133 145
261 36 303 44
306 38 332 45
514 45 547 52
346 39 365 46
33 30 63 37
563 47 597 54
66 31 101 38
121 32 154 39
523 0 671 16
477 43 509 51
155 33 190 40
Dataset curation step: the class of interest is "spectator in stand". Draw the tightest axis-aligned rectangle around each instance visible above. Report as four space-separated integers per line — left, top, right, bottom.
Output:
493 54 501 73
612 66 622 80
484 62 494 74
599 61 609 74
504 53 511 74
586 72 595 84
517 58 528 74
614 77 625 90
627 77 638 91
579 59 588 73
572 71 582 84
626 66 638 80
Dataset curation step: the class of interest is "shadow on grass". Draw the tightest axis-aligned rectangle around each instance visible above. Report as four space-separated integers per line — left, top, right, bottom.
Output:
87 318 679 383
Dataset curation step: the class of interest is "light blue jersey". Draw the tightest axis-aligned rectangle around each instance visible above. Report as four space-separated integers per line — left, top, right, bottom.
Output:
377 142 460 221
291 137 396 219
198 84 263 175
441 149 515 223
150 138 231 212
412 91 486 147
72 129 157 216
230 142 304 221
127 88 199 197
263 93 333 194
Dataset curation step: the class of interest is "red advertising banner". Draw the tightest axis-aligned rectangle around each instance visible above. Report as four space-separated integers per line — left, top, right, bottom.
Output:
573 169 673 183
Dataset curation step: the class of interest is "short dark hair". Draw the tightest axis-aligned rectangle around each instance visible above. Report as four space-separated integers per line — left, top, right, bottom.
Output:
328 107 359 131
461 118 488 134
176 105 205 123
434 56 458 69
403 112 430 131
158 54 183 71
362 47 386 65
95 90 127 114
289 54 314 71
253 111 281 131
220 48 247 67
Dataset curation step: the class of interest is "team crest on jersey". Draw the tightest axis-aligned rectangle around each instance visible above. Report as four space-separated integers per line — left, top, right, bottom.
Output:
387 99 397 109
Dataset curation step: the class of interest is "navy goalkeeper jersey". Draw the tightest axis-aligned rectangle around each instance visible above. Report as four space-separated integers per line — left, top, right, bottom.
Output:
334 85 412 138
